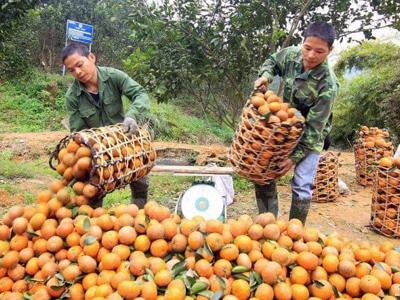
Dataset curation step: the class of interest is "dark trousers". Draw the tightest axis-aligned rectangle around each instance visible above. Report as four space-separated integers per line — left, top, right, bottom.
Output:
254 181 279 217
90 176 149 208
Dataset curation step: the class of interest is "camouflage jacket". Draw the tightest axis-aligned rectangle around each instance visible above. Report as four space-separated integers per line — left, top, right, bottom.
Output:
259 46 339 164
65 66 150 132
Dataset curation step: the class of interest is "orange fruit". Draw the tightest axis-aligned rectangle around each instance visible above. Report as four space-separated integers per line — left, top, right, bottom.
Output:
140 280 158 300
231 279 250 300
271 247 290 266
310 279 334 299
234 235 252 253
171 233 188 253
379 157 393 168
258 104 270 115
37 190 53 203
291 283 309 300
213 259 232 278
150 239 169 257
263 223 281 240
78 255 97 273
261 261 282 285
220 244 239 261
62 264 81 282
346 276 361 297
269 102 281 113
296 251 319 270
274 281 292 300
194 259 213 278
187 231 205 250
322 254 339 273
251 96 266 108
338 259 356 278
290 266 309 285
154 269 172 287
206 233 224 252
117 280 141 300
329 273 346 292
101 253 121 270
255 283 274 300
360 274 381 294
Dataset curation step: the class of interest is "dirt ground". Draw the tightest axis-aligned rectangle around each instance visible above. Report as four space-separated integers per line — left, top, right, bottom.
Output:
0 131 399 246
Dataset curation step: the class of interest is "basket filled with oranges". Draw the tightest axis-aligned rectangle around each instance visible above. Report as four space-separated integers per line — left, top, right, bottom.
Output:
49 124 156 202
354 126 393 186
370 157 400 237
229 90 305 185
312 151 340 203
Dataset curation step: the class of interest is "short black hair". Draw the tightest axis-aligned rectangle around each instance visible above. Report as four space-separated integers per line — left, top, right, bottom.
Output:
304 22 336 48
62 43 90 62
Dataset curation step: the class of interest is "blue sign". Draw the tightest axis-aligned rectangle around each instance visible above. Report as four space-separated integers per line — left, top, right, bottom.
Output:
66 20 93 44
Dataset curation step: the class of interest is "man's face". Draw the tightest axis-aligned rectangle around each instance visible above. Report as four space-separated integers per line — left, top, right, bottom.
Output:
64 53 96 84
302 36 332 71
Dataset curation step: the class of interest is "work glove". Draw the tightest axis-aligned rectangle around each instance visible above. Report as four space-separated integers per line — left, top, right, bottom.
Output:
122 117 139 135
254 77 269 93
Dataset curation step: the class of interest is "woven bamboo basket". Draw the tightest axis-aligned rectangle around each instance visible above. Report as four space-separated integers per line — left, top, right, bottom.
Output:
50 124 156 200
370 163 400 238
354 127 393 186
229 92 305 185
312 151 340 203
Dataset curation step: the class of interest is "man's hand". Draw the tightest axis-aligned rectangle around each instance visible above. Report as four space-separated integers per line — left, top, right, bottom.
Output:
254 77 269 92
276 158 294 177
122 117 139 135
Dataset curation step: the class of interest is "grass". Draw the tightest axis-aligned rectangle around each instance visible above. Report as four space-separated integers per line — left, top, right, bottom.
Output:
0 70 69 133
0 151 58 180
124 98 233 144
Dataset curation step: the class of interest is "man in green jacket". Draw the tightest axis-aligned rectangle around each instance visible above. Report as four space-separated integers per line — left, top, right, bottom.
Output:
62 43 150 208
253 22 339 223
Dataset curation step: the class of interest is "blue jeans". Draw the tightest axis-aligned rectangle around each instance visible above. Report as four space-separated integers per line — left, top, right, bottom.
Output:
254 151 320 215
292 151 320 201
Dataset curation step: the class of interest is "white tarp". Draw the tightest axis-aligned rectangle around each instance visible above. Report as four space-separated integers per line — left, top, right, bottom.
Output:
395 144 400 158
212 175 235 205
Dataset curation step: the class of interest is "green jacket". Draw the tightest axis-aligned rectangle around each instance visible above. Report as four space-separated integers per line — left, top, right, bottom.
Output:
259 46 339 163
65 66 150 132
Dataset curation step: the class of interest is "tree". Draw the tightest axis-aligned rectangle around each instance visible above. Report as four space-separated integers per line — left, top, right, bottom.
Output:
331 41 400 145
123 0 400 128
0 0 38 42
0 0 139 77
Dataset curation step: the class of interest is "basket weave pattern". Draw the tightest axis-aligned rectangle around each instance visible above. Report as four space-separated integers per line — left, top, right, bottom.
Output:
229 101 304 185
370 166 400 238
312 151 339 203
354 127 393 186
50 124 156 197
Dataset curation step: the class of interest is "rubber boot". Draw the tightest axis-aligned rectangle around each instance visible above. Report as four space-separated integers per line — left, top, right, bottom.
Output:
254 181 279 217
289 198 311 224
130 176 149 209
90 197 103 208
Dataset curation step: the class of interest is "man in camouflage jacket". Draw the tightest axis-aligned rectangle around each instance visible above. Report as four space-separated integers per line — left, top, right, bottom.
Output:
62 43 150 209
253 22 339 223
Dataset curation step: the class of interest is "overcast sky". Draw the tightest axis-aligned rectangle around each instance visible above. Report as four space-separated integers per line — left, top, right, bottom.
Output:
329 27 400 64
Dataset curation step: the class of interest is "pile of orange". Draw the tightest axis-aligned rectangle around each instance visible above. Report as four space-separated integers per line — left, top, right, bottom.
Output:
229 91 305 185
354 126 393 186
48 125 156 206
248 91 305 125
1 196 400 299
371 156 400 237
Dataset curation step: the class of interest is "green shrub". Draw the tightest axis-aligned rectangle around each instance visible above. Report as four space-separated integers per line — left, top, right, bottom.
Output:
125 99 233 144
331 41 400 147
